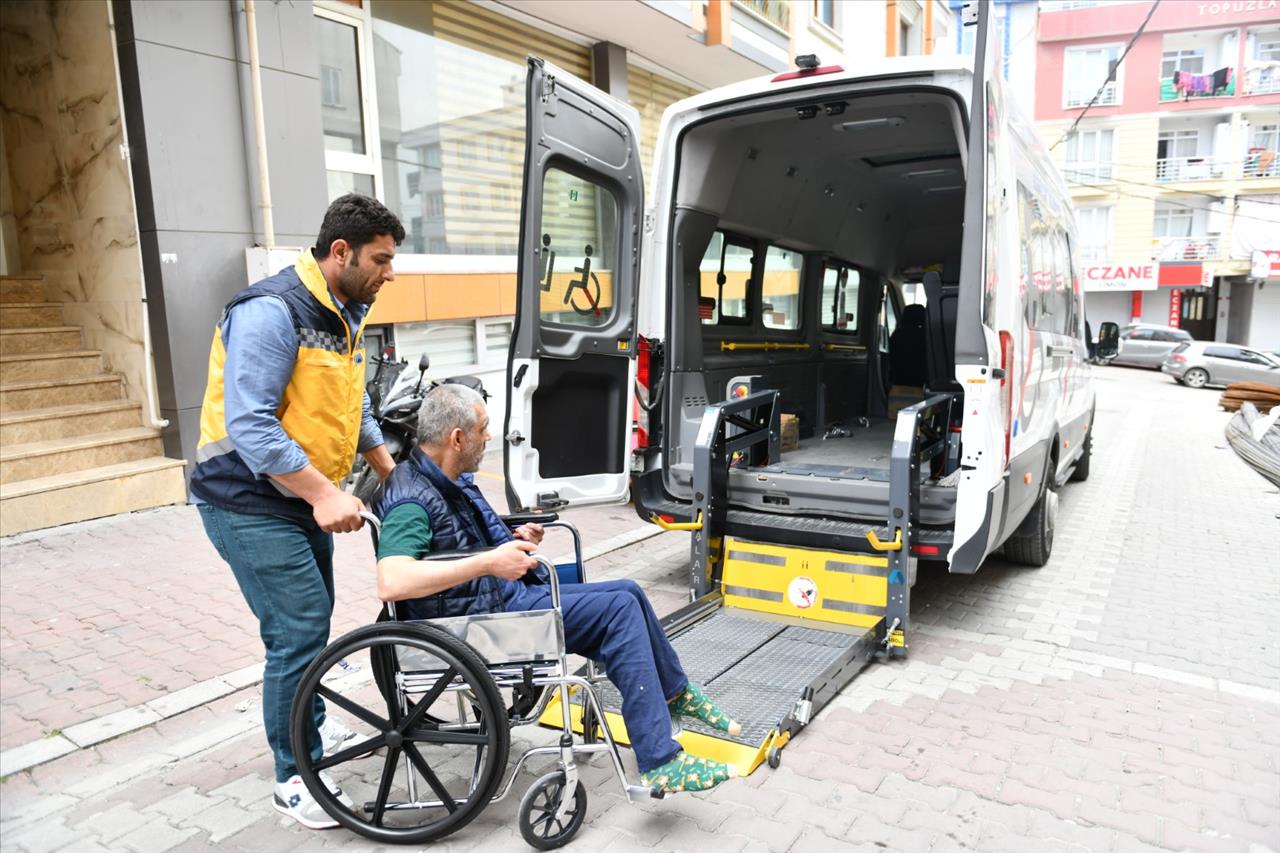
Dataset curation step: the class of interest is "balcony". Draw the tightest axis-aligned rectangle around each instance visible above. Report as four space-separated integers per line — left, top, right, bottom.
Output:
1155 156 1224 181
1243 61 1280 95
1160 68 1236 102
1063 162 1113 183
734 0 790 32
1244 148 1279 178
1152 236 1221 261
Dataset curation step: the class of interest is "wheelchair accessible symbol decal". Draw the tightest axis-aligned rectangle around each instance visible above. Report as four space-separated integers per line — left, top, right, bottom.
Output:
787 576 818 609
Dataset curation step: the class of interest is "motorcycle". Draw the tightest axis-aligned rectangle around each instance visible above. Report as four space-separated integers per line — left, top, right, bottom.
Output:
347 348 489 504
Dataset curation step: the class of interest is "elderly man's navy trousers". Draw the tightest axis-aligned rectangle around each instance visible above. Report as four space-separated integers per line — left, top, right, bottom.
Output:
504 578 687 771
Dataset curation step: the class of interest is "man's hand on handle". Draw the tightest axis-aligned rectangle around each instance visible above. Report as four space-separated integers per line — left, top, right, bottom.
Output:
489 540 538 580
313 490 367 533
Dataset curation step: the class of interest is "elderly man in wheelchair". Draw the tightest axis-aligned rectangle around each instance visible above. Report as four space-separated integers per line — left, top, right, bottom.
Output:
287 383 740 847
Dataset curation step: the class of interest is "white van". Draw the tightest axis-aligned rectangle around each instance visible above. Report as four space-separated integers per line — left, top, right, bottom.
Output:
503 51 1094 581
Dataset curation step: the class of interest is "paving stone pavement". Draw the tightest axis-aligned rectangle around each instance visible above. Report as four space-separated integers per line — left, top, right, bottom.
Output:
1 367 1278 852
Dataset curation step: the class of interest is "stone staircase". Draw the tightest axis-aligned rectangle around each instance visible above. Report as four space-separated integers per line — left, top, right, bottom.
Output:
0 274 186 536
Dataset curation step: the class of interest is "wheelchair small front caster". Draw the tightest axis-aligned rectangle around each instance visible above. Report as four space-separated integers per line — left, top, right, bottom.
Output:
519 771 587 850
767 746 782 769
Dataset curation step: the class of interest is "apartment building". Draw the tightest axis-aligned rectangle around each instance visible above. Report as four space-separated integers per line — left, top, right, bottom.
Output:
1035 0 1280 348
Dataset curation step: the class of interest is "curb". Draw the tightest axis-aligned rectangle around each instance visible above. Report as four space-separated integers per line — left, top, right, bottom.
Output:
0 523 670 778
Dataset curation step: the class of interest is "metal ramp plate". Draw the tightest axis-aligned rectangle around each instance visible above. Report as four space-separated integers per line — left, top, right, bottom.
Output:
548 608 877 774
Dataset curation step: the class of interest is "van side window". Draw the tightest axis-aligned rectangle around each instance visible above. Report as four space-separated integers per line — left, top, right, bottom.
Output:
761 245 803 331
699 231 753 325
821 262 860 333
538 167 619 329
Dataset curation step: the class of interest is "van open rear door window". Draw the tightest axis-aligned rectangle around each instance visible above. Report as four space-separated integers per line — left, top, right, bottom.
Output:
504 58 644 512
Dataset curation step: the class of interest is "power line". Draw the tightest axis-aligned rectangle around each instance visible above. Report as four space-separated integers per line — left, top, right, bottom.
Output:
1065 176 1280 227
1058 168 1280 205
1050 0 1163 152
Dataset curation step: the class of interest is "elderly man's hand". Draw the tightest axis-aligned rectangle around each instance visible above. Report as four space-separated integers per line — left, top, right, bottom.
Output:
489 540 538 580
512 523 544 547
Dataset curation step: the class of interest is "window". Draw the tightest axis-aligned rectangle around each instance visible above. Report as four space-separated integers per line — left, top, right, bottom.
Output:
1062 128 1114 182
1125 328 1155 341
407 171 421 198
316 16 365 155
1154 207 1195 237
481 319 513 362
1162 48 1205 79
699 232 754 325
320 65 343 108
814 0 836 29
1205 345 1242 359
1257 39 1280 62
761 245 804 331
1075 206 1112 262
1152 329 1188 343
326 170 374 202
821 262 860 333
370 1 593 256
537 168 618 329
1063 45 1121 107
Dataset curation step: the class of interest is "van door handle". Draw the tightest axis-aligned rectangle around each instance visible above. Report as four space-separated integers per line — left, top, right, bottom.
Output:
1046 345 1073 358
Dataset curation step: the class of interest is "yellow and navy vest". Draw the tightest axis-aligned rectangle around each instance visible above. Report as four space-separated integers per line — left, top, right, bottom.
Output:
190 252 368 523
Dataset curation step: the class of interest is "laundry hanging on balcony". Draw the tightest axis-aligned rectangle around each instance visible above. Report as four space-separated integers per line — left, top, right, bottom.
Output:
1171 67 1233 98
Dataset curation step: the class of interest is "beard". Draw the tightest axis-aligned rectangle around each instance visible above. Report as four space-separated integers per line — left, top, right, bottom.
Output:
337 256 379 305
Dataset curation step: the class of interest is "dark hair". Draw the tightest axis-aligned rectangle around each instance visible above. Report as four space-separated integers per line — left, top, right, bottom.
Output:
312 194 405 259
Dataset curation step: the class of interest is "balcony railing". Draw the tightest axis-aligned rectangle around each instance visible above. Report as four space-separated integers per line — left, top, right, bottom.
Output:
1156 156 1224 181
1243 61 1280 95
1066 82 1117 108
734 0 790 32
1244 148 1279 178
1078 244 1110 263
1063 162 1114 183
1152 236 1220 261
1160 69 1236 102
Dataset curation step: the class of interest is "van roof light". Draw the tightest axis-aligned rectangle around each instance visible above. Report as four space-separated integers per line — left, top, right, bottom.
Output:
834 116 905 132
797 54 820 70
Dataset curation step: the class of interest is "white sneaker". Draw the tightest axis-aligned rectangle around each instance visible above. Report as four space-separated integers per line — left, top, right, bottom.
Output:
319 716 357 756
273 776 339 830
319 770 356 810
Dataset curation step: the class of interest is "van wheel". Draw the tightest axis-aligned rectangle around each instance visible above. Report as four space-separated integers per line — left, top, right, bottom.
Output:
1069 428 1092 482
1005 486 1057 567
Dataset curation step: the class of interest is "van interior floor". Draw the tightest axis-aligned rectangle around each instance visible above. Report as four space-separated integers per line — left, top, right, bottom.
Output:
765 418 896 481
569 608 875 748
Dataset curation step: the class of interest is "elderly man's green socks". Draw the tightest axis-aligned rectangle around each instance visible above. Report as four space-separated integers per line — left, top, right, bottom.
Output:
669 683 743 737
639 751 733 793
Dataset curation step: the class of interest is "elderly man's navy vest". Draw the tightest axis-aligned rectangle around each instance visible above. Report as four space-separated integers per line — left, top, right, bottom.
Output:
373 448 545 619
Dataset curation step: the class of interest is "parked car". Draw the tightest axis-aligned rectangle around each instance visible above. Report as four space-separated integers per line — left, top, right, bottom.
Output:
1161 341 1280 388
1111 324 1194 368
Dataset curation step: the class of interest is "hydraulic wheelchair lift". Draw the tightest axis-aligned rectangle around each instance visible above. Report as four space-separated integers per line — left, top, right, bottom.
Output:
546 389 958 774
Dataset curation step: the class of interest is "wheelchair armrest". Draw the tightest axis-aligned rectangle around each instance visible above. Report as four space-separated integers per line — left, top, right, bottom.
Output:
501 512 559 527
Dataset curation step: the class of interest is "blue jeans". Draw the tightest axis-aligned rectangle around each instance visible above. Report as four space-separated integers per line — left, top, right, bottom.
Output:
199 504 333 782
504 579 687 771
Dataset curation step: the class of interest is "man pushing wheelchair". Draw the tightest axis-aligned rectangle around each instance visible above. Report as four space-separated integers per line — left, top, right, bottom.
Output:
372 383 740 795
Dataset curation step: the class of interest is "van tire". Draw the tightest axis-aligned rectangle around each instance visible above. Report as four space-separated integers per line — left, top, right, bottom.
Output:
1069 427 1092 482
1004 486 1057 567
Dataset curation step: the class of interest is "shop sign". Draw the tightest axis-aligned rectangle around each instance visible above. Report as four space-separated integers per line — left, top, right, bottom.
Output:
1168 289 1183 328
1081 263 1158 292
1250 250 1280 279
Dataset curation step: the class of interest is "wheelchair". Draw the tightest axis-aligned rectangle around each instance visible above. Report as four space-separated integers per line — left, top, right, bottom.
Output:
288 511 663 849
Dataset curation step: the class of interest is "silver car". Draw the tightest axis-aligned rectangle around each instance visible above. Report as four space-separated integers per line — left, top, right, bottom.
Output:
1161 341 1280 388
1111 324 1194 368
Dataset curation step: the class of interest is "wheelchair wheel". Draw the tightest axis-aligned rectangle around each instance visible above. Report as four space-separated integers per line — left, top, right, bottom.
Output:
518 771 587 850
291 621 509 845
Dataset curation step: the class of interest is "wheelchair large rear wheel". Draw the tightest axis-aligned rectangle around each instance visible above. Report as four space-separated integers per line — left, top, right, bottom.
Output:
290 621 509 845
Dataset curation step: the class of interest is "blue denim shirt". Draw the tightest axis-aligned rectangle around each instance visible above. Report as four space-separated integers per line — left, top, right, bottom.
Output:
219 291 382 477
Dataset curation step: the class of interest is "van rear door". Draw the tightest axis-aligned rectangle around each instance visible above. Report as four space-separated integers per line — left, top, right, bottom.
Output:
503 58 644 512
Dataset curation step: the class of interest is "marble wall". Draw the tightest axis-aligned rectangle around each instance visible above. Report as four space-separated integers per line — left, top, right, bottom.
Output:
0 0 152 409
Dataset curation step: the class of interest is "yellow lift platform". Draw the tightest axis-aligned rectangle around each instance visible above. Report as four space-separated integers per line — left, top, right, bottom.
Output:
544 389 945 774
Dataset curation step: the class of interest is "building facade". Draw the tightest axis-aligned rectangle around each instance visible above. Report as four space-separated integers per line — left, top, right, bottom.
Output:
1034 0 1280 348
0 0 956 532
